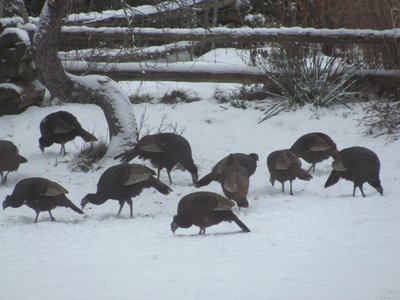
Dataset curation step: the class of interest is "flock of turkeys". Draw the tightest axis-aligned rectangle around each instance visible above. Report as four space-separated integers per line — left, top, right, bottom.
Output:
1 110 383 234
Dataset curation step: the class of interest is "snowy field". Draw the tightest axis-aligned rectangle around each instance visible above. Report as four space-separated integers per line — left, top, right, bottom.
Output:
1 50 400 300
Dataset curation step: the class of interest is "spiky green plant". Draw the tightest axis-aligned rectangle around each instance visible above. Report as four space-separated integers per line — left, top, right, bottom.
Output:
257 46 364 122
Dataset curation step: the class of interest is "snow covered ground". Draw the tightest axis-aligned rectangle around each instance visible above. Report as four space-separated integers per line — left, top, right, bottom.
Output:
1 51 400 300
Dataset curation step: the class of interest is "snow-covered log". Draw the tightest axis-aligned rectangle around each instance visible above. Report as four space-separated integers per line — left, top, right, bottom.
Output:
33 0 138 161
0 0 242 29
64 0 240 27
56 26 400 47
63 60 400 84
29 26 395 51
6 24 400 51
0 27 38 82
0 81 45 116
0 27 32 62
64 60 266 84
58 41 200 63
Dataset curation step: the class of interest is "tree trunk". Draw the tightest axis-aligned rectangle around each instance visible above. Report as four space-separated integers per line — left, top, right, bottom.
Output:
33 0 138 161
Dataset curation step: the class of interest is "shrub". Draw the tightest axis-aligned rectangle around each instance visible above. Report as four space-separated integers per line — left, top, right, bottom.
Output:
257 46 363 122
70 138 108 172
160 89 200 104
215 84 271 110
229 98 248 109
129 93 154 104
361 99 400 141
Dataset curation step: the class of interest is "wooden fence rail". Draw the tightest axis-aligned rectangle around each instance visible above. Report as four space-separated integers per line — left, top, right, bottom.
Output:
63 61 400 84
7 25 400 51
58 26 400 51
60 26 400 44
2 20 400 84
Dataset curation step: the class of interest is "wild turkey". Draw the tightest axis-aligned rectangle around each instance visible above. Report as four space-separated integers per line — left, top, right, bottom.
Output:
290 132 339 172
324 146 383 197
81 163 172 217
0 140 27 184
170 191 250 235
2 177 84 223
218 154 251 208
39 110 97 155
267 149 313 195
195 153 258 188
114 133 198 185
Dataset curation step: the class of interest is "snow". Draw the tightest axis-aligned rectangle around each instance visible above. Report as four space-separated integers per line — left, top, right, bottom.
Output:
1 49 400 300
0 82 23 94
0 27 31 46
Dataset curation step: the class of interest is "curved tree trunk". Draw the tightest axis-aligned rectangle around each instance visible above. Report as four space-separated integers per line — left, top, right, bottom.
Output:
33 0 138 161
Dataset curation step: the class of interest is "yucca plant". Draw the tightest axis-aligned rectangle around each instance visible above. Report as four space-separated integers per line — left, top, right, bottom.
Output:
257 46 364 123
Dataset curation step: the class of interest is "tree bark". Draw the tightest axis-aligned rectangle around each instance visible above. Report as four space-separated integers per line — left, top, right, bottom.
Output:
33 0 138 161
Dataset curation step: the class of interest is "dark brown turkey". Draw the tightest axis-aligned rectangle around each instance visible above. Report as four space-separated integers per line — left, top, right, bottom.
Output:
170 191 250 235
81 163 172 217
195 153 258 188
267 149 313 195
0 140 27 184
2 177 84 223
217 154 251 208
39 111 97 155
114 133 198 185
324 146 383 197
290 132 339 172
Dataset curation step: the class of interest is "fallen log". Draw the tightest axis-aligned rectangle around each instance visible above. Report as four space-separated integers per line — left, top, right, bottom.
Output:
58 41 201 63
0 27 31 62
4 24 400 51
63 60 265 83
0 81 45 116
50 26 400 51
64 0 240 27
63 60 400 85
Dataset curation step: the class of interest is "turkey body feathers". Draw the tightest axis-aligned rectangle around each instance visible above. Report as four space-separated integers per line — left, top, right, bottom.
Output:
267 149 312 195
81 163 172 217
219 163 250 208
324 146 383 197
0 140 27 183
114 133 198 184
195 153 258 188
2 177 83 223
290 132 338 172
171 191 250 234
39 111 97 155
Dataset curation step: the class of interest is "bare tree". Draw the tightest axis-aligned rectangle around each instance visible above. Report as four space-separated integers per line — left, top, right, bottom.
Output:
33 0 138 162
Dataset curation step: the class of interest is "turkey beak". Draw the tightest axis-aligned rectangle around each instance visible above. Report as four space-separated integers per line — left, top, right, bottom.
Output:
270 176 275 187
171 221 178 234
377 187 383 196
39 144 44 153
191 173 198 185
3 201 8 210
81 197 89 209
